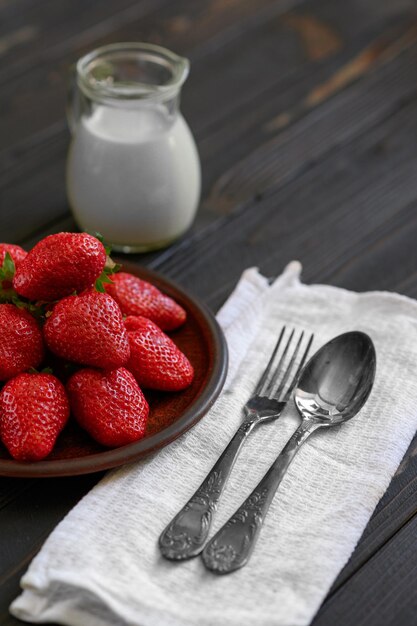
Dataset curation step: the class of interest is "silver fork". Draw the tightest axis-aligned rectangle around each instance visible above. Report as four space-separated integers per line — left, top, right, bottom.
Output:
159 327 314 560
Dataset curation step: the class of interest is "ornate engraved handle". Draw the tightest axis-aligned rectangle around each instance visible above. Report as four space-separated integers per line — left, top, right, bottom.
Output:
202 419 321 574
159 420 256 560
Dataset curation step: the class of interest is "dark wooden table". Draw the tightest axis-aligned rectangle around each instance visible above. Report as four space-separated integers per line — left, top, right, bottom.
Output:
1 0 417 624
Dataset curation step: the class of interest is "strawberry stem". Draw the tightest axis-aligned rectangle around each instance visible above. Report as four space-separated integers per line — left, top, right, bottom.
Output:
28 366 54 375
91 232 121 293
0 282 49 321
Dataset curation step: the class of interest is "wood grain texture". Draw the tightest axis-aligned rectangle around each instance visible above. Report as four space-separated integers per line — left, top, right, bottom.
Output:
329 435 417 593
313 515 417 626
1 0 417 624
0 474 102 626
151 81 417 306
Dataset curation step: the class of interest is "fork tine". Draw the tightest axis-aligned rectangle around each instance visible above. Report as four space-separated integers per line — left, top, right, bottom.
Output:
263 329 295 397
282 332 314 402
271 331 304 399
253 326 285 396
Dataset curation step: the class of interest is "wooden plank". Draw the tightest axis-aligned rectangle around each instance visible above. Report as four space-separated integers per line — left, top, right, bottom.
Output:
198 23 417 194
204 36 417 212
0 0 168 76
185 1 417 139
0 478 39 512
0 0 142 42
0 572 36 626
0 474 102 626
0 126 72 245
312 514 417 626
0 0 283 79
153 101 417 306
330 435 417 592
0 570 33 625
151 44 417 290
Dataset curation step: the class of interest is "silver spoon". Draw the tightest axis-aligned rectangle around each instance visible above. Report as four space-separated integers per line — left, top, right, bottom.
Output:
202 331 376 574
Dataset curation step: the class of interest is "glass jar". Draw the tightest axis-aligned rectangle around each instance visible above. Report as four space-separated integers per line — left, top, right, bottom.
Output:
66 42 201 253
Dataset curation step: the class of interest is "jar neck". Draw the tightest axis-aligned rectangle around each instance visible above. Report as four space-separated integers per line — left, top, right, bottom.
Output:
79 43 187 105
68 43 189 133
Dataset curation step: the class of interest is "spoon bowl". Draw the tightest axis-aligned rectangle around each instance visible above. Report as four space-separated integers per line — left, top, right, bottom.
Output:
295 331 376 425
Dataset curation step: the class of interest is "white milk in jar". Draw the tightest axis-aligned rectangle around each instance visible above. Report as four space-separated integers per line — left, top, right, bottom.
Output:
66 43 201 252
67 105 200 250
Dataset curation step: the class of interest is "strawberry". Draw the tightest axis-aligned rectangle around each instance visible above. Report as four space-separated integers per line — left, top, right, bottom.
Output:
105 272 186 331
0 373 70 461
13 232 106 302
67 367 149 447
125 315 194 391
43 289 130 369
0 244 27 268
0 304 44 381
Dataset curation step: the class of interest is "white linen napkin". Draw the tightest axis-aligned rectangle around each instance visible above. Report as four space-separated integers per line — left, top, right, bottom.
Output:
11 261 417 626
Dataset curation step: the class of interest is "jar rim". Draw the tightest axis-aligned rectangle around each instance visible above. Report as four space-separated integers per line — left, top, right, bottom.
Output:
76 42 190 102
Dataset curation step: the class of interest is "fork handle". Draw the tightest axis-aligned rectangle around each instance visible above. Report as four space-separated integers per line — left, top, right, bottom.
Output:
159 419 257 560
202 419 321 574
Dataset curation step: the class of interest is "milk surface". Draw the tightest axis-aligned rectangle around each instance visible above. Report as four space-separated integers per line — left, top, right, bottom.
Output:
66 104 201 249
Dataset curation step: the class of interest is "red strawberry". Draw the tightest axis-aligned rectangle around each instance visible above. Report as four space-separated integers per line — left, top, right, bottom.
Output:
0 304 44 381
0 243 27 267
44 290 130 369
125 315 194 391
67 367 149 447
0 373 70 461
13 232 106 301
105 272 186 331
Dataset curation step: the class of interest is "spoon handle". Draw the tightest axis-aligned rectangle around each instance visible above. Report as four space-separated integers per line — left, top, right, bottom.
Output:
202 419 320 574
159 419 257 560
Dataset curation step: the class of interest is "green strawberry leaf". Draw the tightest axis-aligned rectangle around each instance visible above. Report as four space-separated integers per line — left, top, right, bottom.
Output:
11 296 26 309
0 252 16 282
2 252 15 280
27 366 53 375
0 286 49 321
94 256 123 293
95 270 115 293
0 261 49 322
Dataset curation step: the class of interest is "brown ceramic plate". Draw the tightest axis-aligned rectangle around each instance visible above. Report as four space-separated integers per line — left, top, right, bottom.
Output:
0 262 228 478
